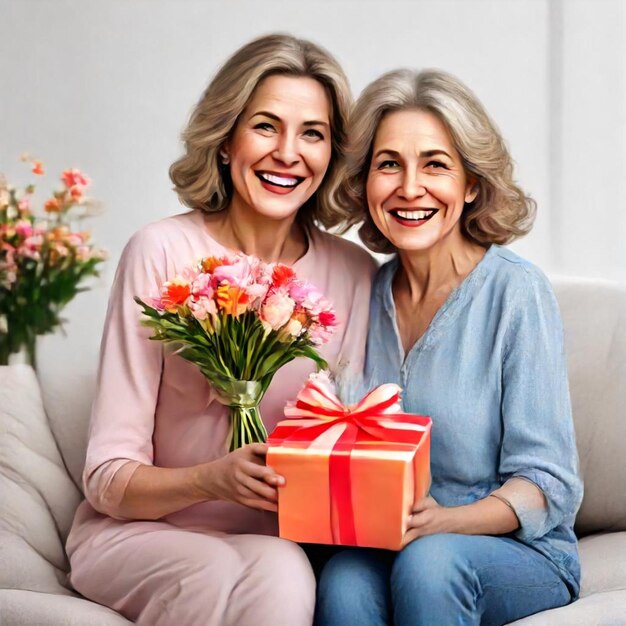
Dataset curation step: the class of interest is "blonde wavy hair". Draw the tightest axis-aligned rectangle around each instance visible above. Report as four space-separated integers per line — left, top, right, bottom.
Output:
336 69 536 253
169 34 352 229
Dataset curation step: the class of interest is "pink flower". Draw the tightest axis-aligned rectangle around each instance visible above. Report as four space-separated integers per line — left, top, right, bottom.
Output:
191 272 214 298
62 169 90 189
246 281 270 304
15 220 33 238
64 233 84 248
308 322 333 346
289 280 315 304
212 254 251 287
69 185 84 201
260 292 295 330
189 296 217 321
18 196 31 212
76 245 91 261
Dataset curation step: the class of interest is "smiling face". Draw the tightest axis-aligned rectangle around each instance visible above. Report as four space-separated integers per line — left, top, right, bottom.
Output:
223 74 332 222
366 108 478 254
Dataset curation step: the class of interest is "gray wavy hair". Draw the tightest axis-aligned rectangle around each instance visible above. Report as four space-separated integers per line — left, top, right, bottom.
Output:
335 68 536 253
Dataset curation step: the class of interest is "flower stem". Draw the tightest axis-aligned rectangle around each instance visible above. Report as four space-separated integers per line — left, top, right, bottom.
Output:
228 405 267 452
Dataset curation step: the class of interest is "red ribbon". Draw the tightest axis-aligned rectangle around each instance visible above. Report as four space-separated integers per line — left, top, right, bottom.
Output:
270 378 428 545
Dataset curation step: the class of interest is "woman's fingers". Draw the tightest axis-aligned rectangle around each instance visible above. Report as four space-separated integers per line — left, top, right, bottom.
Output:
241 459 285 486
236 465 279 501
411 495 437 514
235 483 278 512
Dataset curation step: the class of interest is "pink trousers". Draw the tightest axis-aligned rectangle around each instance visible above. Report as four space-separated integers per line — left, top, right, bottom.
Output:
68 519 316 626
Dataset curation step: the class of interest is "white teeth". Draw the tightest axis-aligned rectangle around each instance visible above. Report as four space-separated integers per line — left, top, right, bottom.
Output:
259 172 299 187
396 209 435 220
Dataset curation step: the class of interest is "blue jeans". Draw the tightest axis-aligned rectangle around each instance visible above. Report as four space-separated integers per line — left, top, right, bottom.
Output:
314 534 572 626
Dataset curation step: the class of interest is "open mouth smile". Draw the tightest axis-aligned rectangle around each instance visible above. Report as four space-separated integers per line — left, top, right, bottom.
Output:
255 171 305 194
388 208 438 227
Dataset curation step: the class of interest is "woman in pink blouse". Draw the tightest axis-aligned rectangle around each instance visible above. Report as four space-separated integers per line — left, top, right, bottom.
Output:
66 34 375 626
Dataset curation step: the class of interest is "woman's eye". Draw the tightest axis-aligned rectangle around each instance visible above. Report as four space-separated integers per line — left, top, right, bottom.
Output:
427 160 447 169
254 122 275 132
378 160 400 170
303 129 325 141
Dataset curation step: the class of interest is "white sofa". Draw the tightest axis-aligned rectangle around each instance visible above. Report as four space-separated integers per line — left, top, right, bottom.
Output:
1 276 625 625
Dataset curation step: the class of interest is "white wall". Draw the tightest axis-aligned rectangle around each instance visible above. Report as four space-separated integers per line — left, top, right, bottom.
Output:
1 0 624 379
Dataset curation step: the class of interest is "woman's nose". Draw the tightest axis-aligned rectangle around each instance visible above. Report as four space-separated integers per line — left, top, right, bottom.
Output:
273 133 300 167
398 170 426 200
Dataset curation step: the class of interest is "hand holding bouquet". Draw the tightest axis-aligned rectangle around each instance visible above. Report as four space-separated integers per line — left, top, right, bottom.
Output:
135 252 337 451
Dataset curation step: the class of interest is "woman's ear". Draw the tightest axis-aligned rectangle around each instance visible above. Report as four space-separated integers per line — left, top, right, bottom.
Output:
465 177 479 204
219 146 230 165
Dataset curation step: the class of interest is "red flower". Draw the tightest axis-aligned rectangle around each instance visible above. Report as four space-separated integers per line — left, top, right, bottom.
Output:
272 264 295 288
318 310 336 327
160 278 191 312
31 161 45 176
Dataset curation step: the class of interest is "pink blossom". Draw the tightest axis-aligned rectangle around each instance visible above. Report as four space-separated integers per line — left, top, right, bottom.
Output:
18 196 31 212
189 296 217 321
64 233 84 248
191 272 214 298
260 292 295 330
15 220 33 238
76 245 91 261
17 245 41 261
246 282 270 304
22 234 44 249
52 243 70 257
288 280 315 304
212 254 251 287
69 185 84 201
62 169 90 189
308 322 333 346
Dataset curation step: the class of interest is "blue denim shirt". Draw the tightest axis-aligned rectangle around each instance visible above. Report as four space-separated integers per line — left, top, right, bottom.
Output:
360 244 583 597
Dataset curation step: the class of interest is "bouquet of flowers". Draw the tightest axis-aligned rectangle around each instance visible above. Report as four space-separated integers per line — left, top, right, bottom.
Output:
135 253 337 450
0 156 106 367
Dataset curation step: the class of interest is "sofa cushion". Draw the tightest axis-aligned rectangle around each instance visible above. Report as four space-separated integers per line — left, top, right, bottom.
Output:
552 278 626 536
36 301 104 490
508 589 626 625
507 531 626 625
0 364 82 592
577 531 626 597
0 589 132 625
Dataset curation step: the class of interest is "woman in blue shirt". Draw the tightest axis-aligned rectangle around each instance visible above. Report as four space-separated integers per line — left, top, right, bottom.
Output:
316 69 582 626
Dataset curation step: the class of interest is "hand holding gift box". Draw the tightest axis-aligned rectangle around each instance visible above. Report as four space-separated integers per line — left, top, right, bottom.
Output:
267 375 432 550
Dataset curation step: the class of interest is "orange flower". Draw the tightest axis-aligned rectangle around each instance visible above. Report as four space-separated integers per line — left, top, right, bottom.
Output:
44 198 61 213
216 284 249 316
201 256 222 273
272 264 295 288
160 277 191 312
31 160 45 175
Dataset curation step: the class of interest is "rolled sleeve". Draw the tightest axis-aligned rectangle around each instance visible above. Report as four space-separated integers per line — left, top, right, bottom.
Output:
499 269 583 542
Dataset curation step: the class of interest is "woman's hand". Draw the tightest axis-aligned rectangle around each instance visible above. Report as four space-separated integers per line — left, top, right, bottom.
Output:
402 492 521 547
199 443 285 512
402 496 454 547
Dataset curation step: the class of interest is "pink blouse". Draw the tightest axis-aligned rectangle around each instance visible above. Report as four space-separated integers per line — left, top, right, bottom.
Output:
76 210 376 537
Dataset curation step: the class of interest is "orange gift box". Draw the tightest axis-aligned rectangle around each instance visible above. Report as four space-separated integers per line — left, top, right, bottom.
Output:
266 376 431 551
